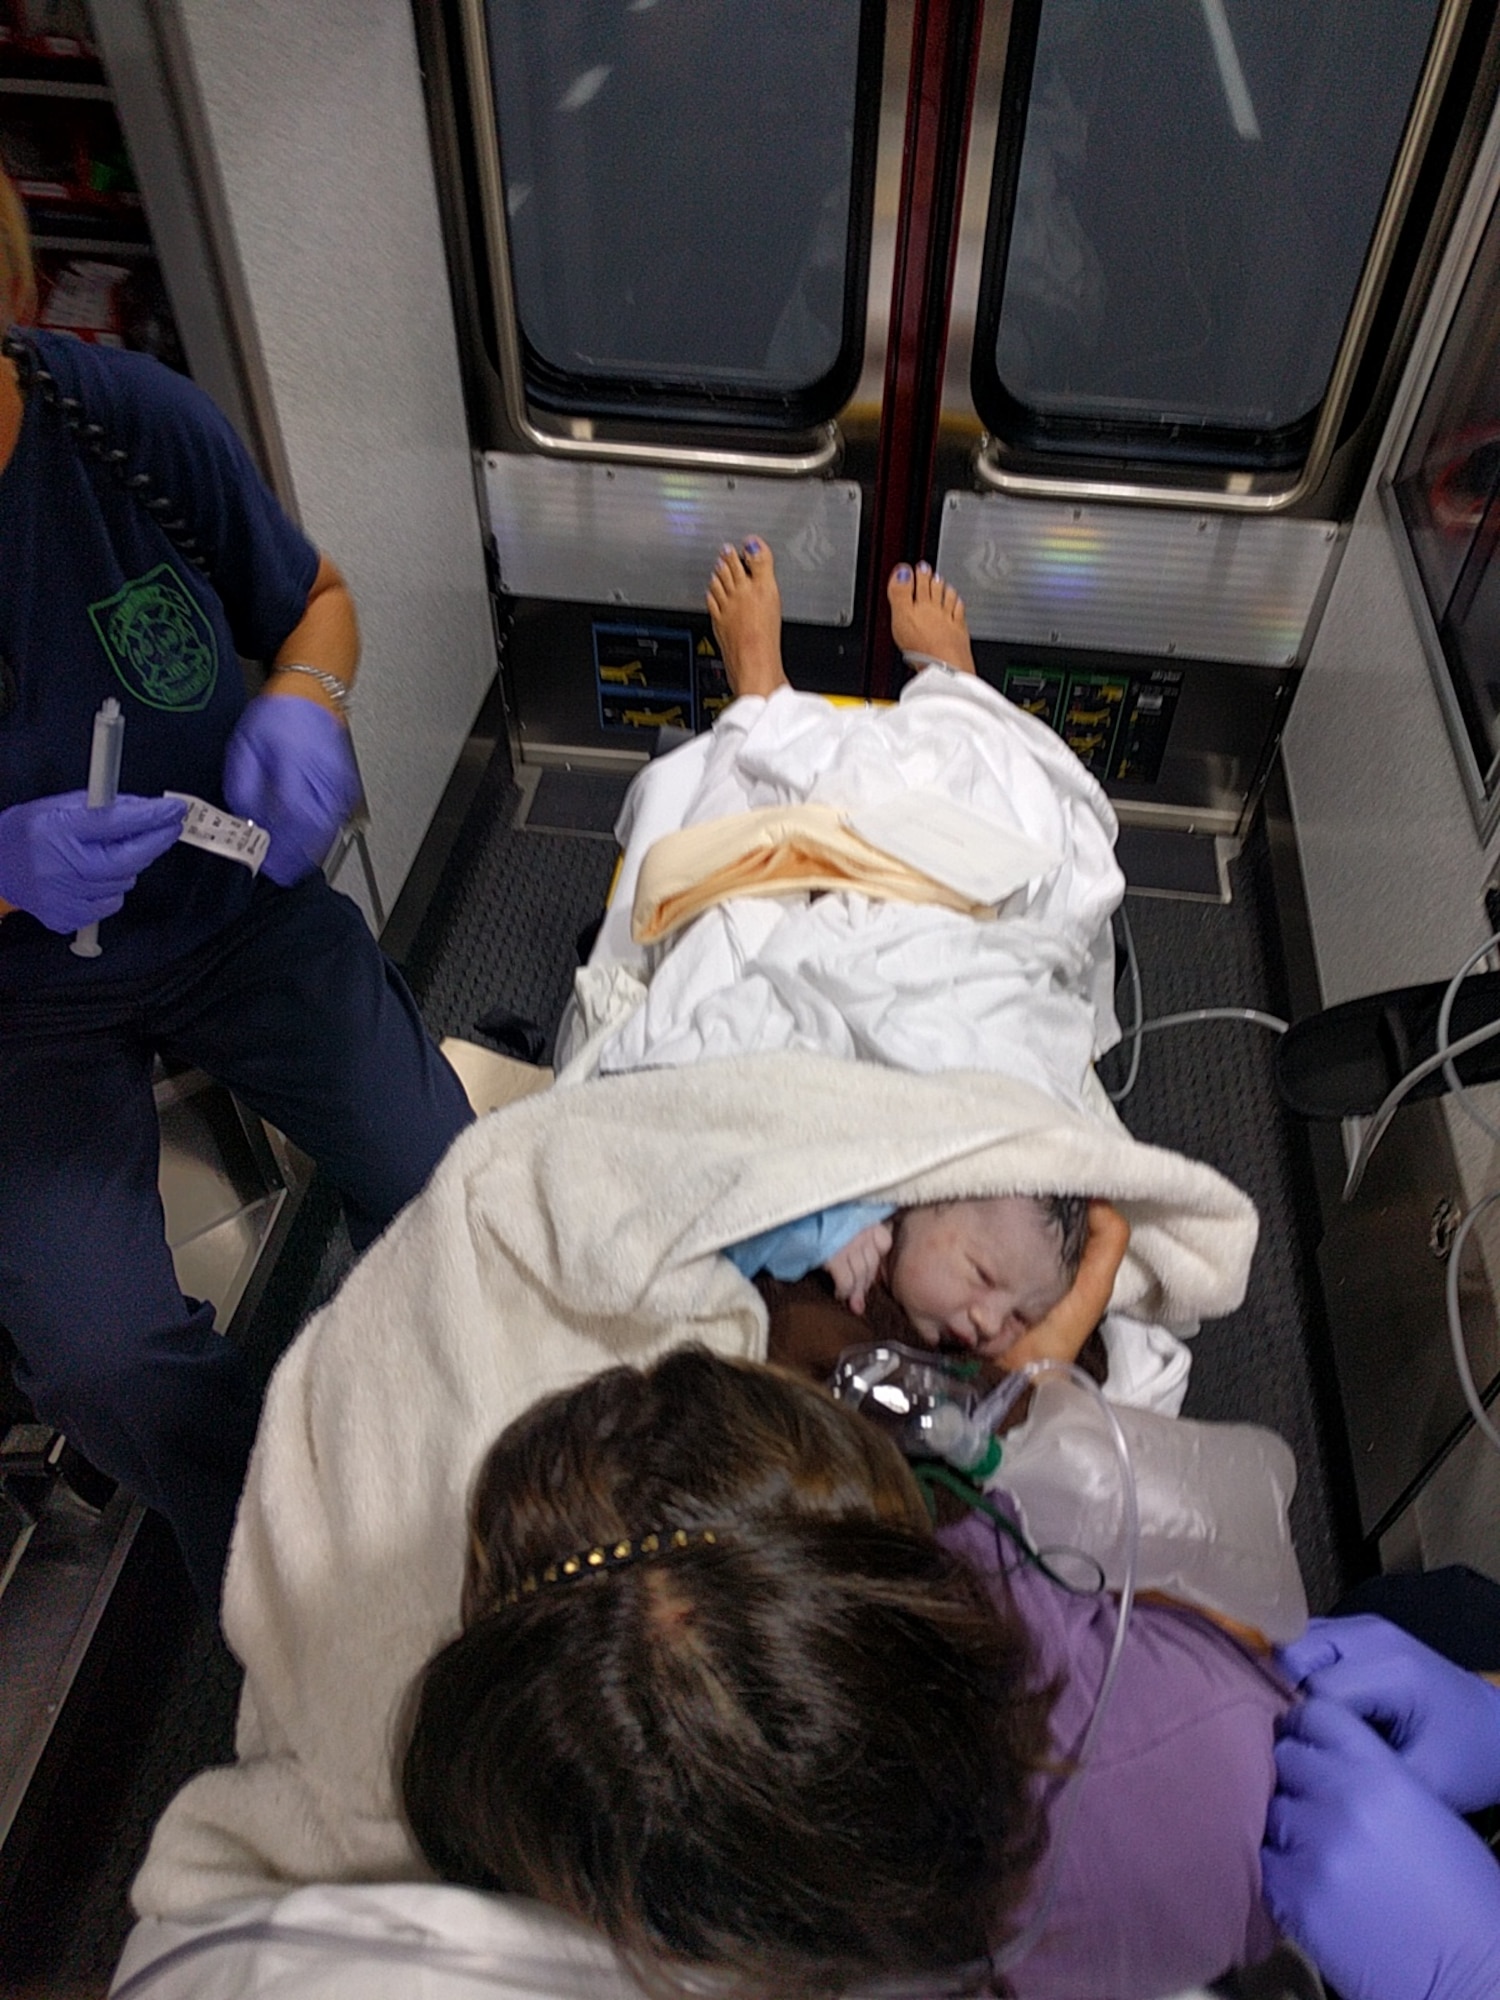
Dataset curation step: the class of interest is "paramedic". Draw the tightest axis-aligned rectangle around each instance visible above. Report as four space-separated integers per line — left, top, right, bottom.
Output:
0 173 472 1609
1262 1613 1500 2000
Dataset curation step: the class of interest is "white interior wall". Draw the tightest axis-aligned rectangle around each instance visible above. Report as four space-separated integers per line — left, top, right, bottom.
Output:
1282 505 1498 1007
1282 111 1500 1580
164 0 496 926
1283 259 1500 1200
1282 95 1500 1012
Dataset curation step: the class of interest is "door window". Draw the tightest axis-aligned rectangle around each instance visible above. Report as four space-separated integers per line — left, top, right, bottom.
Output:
974 0 1442 470
480 0 883 430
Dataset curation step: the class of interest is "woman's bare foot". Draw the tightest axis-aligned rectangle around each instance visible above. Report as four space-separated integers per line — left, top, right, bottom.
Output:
707 538 787 698
887 561 976 675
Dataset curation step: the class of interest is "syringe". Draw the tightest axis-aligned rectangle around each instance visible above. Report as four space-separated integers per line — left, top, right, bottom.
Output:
70 695 125 959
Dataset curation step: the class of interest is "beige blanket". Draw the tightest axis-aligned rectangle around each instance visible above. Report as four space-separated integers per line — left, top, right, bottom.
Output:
631 801 989 942
133 1053 1257 1918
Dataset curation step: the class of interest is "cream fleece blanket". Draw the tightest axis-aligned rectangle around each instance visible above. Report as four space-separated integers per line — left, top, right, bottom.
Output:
133 1053 1257 1919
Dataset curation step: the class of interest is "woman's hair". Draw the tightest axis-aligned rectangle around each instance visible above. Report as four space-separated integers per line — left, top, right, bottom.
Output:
1 170 37 328
401 1348 1055 1999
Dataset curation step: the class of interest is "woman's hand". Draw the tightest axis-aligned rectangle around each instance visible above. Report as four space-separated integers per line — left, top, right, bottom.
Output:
1277 1615 1500 1815
223 551 362 886
0 790 185 931
1262 1695 1500 2000
823 1220 894 1316
223 694 360 886
1000 1199 1129 1374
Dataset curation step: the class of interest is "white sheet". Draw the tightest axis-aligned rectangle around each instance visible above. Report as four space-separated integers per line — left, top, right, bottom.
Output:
588 672 1124 1117
111 1885 643 2000
110 1883 1225 2000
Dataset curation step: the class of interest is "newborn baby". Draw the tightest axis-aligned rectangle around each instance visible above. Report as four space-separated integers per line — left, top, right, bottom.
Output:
842 1194 1087 1353
727 1192 1088 1364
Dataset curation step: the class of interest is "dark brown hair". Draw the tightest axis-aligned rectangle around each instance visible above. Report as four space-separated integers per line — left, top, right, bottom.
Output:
401 1348 1055 1999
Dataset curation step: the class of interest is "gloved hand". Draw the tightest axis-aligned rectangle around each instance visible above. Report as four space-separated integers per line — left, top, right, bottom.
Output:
1262 1695 1500 2000
1278 1614 1500 1814
0 790 185 932
223 692 361 887
825 1220 893 1316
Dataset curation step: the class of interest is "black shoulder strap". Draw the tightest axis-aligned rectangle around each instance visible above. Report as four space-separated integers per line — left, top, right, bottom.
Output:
2 328 212 581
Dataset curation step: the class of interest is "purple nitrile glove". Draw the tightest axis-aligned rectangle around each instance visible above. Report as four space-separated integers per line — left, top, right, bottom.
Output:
1277 1614 1500 1814
1261 1696 1500 2000
223 692 361 888
0 790 185 932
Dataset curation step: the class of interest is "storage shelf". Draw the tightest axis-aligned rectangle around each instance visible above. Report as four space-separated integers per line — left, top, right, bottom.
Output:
32 232 153 256
21 205 148 244
0 75 111 100
0 51 107 90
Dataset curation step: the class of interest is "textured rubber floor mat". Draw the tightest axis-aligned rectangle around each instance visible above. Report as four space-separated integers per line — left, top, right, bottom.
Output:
1117 826 1225 900
517 767 633 836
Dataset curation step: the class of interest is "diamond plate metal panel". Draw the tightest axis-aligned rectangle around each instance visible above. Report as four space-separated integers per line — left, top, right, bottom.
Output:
483 455 862 626
936 493 1341 666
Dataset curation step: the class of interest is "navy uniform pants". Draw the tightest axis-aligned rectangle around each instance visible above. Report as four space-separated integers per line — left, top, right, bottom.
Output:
0 874 473 1608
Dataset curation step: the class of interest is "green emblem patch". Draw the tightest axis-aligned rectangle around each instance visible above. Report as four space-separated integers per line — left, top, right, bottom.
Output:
88 563 218 713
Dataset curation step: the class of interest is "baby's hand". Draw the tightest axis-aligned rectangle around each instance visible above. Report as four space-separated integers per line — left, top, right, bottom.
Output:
824 1221 893 1317
1000 1200 1129 1373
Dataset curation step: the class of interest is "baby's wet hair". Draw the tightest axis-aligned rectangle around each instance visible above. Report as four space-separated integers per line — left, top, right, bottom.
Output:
1038 1193 1089 1283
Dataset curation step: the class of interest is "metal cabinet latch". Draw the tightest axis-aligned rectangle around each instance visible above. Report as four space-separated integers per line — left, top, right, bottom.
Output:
1429 1197 1464 1261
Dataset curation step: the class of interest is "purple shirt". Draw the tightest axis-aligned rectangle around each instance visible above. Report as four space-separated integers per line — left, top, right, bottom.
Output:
939 1508 1289 1998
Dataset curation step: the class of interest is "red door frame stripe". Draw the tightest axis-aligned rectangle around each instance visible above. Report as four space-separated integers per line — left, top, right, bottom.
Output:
863 0 984 697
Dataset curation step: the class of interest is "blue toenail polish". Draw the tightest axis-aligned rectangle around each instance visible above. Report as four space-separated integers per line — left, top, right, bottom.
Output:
917 561 932 574
894 564 912 582
745 537 761 554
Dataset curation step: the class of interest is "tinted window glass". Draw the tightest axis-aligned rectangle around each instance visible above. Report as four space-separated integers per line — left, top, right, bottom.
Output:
1394 192 1500 794
981 0 1439 450
484 0 873 415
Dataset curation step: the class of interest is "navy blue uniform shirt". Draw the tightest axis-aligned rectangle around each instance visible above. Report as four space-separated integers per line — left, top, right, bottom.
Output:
0 330 319 991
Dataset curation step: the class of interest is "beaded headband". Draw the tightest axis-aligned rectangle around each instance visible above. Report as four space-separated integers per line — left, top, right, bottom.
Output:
497 1525 721 1608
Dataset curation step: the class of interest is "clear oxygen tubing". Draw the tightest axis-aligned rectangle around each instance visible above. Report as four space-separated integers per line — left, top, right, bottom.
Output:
1341 1009 1500 1202
1105 901 1287 1108
979 1360 1140 1987
1444 1192 1500 1459
1325 926 1500 1438
857 1358 1141 2000
70 694 124 960
1107 902 1146 1103
1437 929 1500 1147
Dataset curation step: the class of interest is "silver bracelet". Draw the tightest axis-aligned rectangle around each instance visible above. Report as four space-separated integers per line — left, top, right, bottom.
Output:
273 661 353 712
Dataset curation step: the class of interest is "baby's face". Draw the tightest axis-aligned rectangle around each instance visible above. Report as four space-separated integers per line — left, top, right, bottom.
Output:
886 1197 1070 1359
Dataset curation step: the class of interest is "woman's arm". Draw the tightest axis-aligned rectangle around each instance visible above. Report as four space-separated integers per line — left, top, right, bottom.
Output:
221 554 363 885
260 554 359 717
